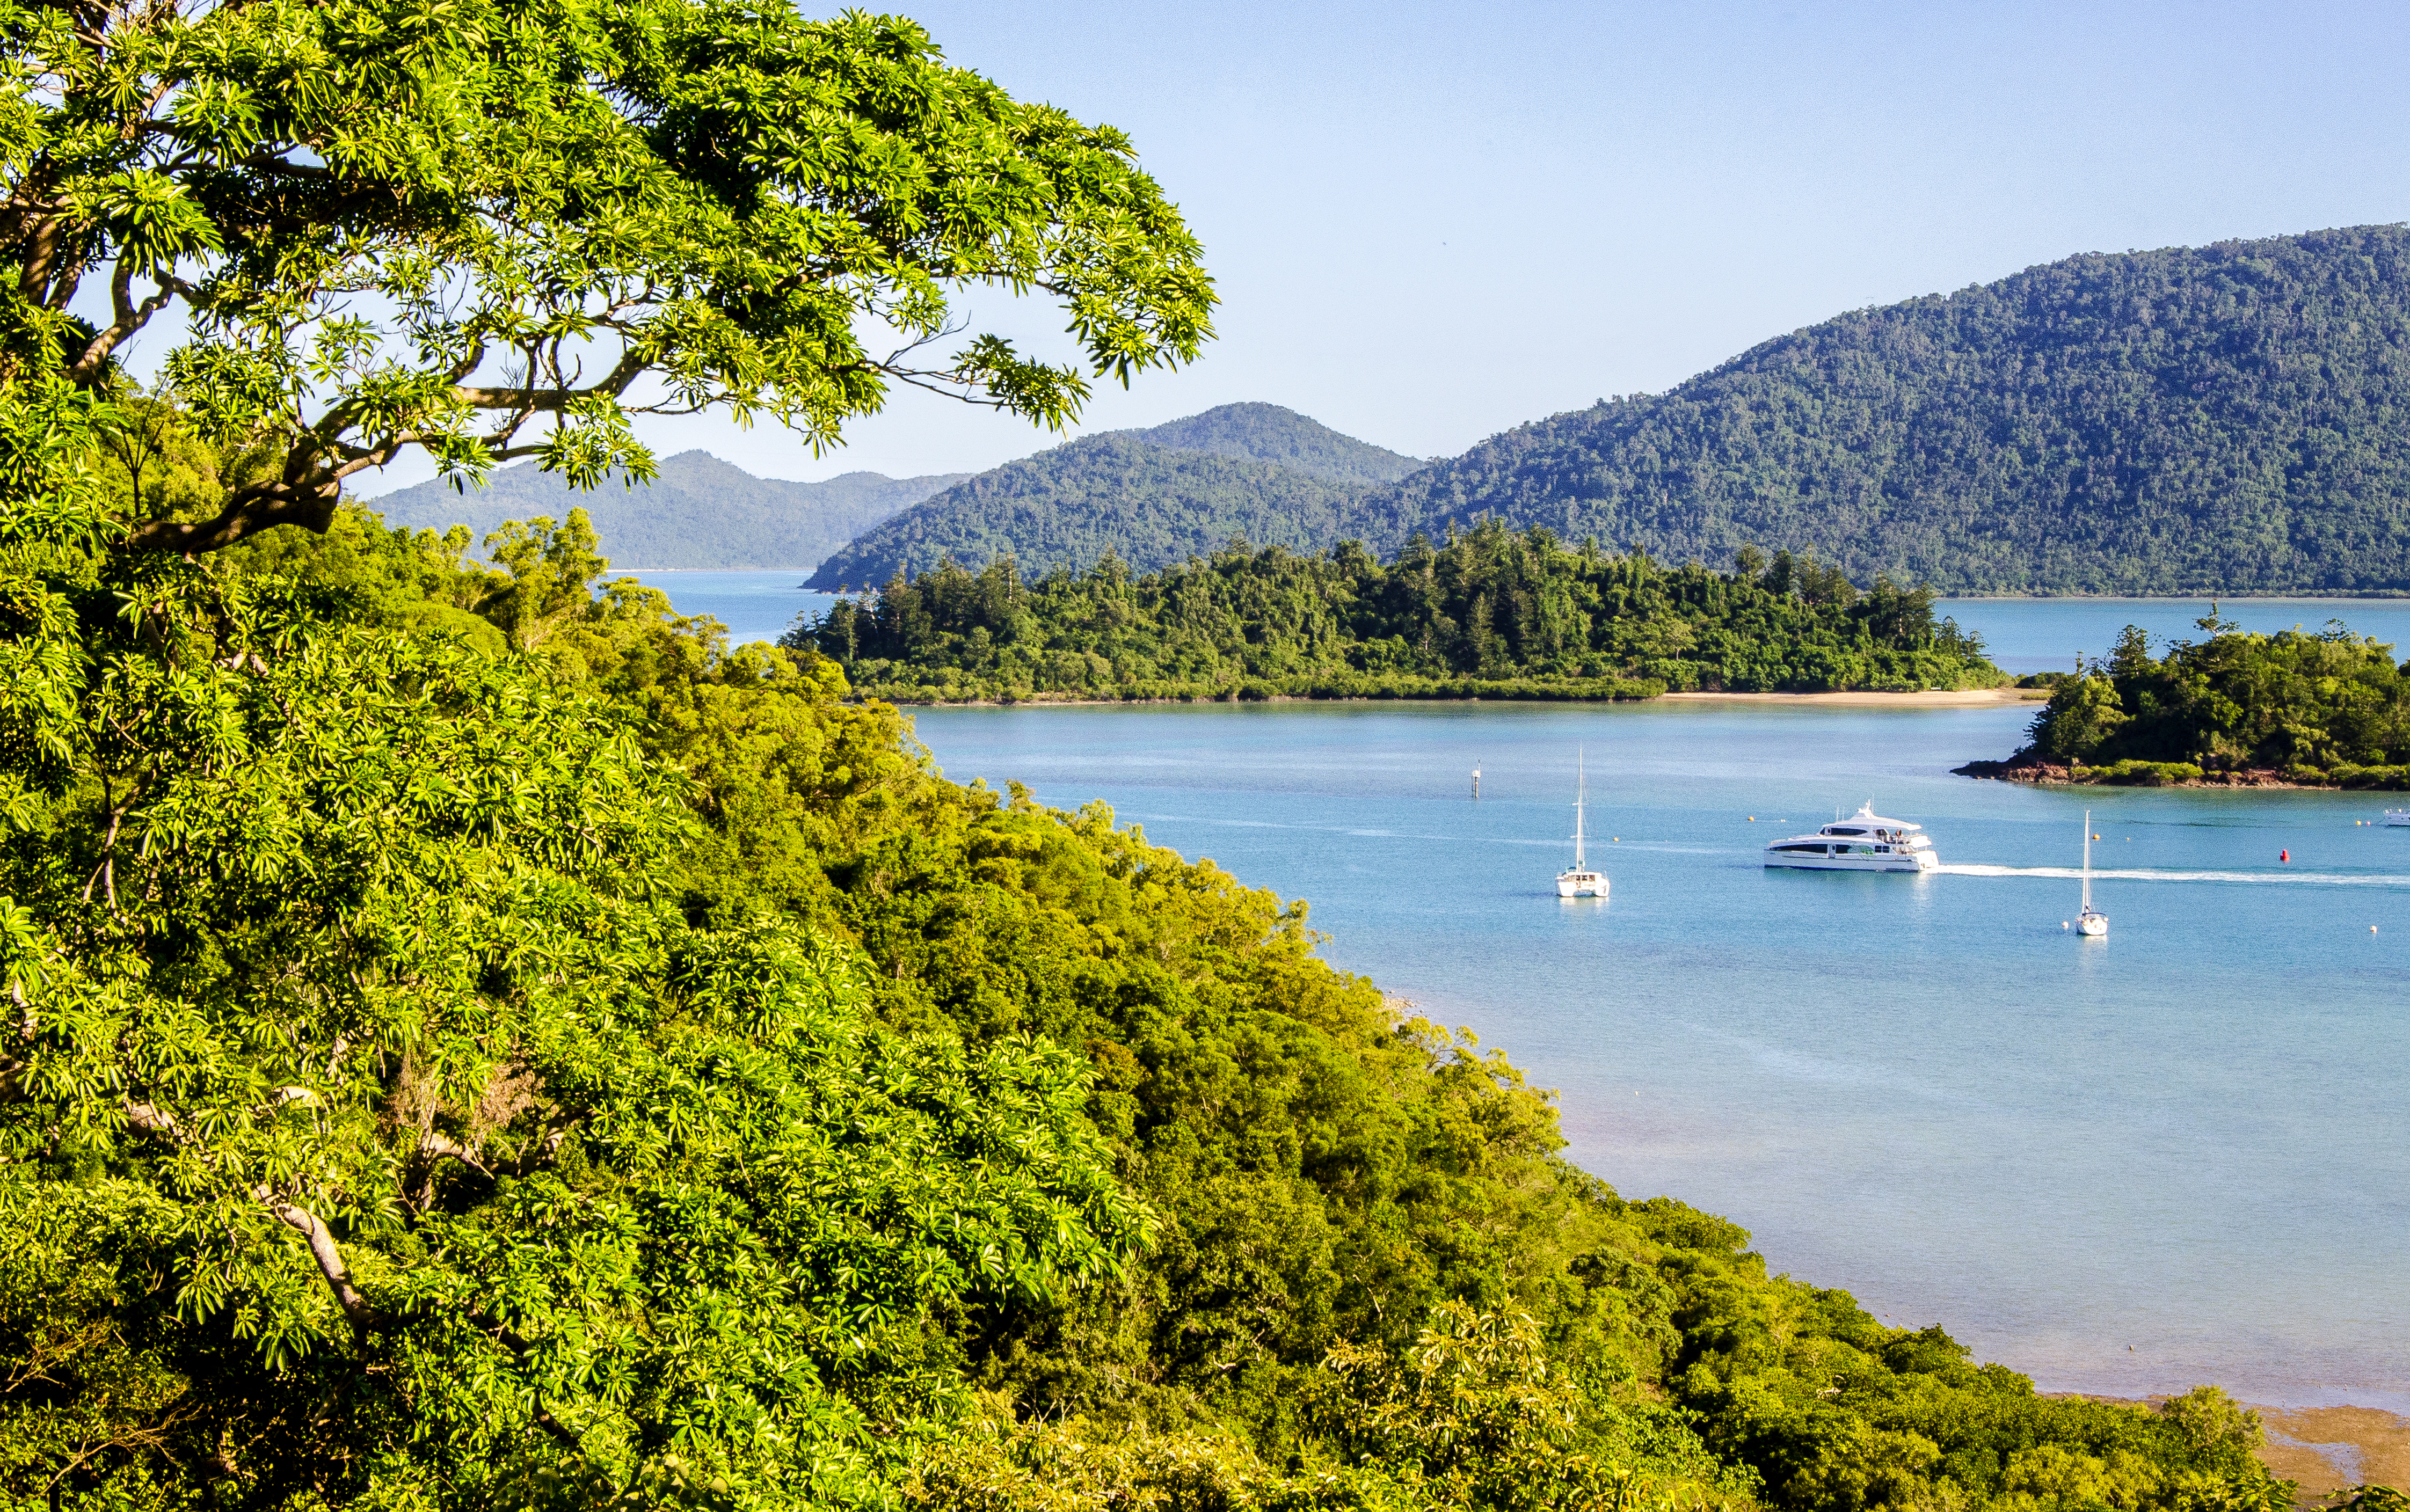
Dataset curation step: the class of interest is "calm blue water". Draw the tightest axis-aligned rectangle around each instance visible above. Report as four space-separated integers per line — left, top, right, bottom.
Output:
624 570 836 646
1949 596 2410 675
641 574 2410 1407
901 702 2409 1411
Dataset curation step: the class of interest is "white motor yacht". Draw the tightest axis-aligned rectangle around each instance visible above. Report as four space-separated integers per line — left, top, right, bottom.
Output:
2386 809 2410 827
1557 750 1608 898
1763 801 1939 872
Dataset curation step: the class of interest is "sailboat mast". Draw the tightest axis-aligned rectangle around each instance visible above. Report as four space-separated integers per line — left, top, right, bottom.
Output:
1573 749 1586 870
2081 810 2092 912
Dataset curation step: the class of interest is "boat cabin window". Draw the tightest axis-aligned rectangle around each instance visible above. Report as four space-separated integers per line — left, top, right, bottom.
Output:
1774 843 1826 853
1824 827 1866 836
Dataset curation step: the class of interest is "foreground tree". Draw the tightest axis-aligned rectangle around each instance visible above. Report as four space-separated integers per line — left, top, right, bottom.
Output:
0 2 1202 1501
0 446 1147 1506
0 0 1212 551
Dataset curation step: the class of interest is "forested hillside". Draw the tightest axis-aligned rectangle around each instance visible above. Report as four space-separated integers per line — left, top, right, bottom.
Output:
804 404 1428 587
371 451 965 568
1355 225 2410 594
803 524 1999 702
805 429 1373 587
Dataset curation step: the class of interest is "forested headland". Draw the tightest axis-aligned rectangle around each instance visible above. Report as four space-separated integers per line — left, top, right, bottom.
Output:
796 523 2001 703
1962 613 2410 787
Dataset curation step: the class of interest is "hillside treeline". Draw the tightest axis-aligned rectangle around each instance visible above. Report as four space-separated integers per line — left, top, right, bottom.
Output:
1996 615 2410 786
1364 226 2410 594
804 404 1426 588
796 522 2000 702
3 462 2289 1509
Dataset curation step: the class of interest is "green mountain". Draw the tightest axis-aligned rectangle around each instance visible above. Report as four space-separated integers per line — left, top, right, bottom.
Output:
1123 400 1427 483
1356 224 2410 594
803 410 1402 587
367 450 966 569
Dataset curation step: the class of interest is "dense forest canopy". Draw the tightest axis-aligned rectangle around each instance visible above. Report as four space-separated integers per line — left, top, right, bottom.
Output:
1984 614 2410 786
1355 226 2410 595
370 454 968 569
805 405 1410 587
798 523 2000 703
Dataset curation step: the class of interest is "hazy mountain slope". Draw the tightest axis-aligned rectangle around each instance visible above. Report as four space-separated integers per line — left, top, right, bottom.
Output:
367 451 967 569
804 434 1367 587
1348 225 2410 594
1122 401 1426 483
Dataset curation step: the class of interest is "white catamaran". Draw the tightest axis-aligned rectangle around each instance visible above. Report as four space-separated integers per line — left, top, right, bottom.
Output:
1556 751 1608 899
2074 810 2108 936
1762 802 1940 872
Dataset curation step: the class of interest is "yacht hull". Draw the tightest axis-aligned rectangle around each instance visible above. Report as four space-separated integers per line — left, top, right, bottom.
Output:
1557 871 1608 898
1762 852 1939 873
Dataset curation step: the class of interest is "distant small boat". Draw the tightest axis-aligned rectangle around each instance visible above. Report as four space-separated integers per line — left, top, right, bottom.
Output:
2386 809 2410 827
1763 801 1939 872
1557 750 1608 899
2076 809 2108 937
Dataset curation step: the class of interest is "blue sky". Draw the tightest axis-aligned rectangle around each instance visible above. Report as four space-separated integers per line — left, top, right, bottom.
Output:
370 1 2410 491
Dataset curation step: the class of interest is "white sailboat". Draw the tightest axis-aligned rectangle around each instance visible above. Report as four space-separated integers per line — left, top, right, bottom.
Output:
1556 750 1608 899
2075 809 2108 937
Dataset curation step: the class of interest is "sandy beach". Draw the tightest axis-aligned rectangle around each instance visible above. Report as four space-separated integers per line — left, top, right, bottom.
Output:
1658 688 2043 707
2254 1405 2410 1496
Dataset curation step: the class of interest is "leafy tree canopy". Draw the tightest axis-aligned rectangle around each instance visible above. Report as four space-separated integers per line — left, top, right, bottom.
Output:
1 0 1211 552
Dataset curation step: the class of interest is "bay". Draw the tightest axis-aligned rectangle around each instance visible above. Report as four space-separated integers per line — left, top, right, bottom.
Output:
904 699 2410 1412
635 573 2410 1409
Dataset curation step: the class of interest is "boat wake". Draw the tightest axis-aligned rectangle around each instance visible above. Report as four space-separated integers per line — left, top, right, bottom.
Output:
1937 863 2410 887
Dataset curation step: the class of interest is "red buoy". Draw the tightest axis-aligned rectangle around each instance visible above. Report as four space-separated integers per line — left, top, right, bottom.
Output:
2281 849 2290 863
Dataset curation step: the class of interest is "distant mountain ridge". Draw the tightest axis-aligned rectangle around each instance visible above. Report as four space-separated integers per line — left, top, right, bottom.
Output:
816 225 2410 596
1349 224 2410 594
805 403 1422 587
367 451 967 569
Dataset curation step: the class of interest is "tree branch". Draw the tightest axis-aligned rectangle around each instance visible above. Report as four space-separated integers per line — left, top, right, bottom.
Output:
121 477 340 553
254 1186 383 1337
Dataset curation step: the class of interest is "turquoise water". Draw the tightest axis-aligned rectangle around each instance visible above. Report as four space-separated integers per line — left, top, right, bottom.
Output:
905 700 2410 1411
636 574 2410 1407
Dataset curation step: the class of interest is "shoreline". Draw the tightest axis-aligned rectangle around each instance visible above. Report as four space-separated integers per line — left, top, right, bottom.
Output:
1659 688 2042 707
2069 1399 2408 1496
2254 1405 2410 1495
860 686 2045 710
